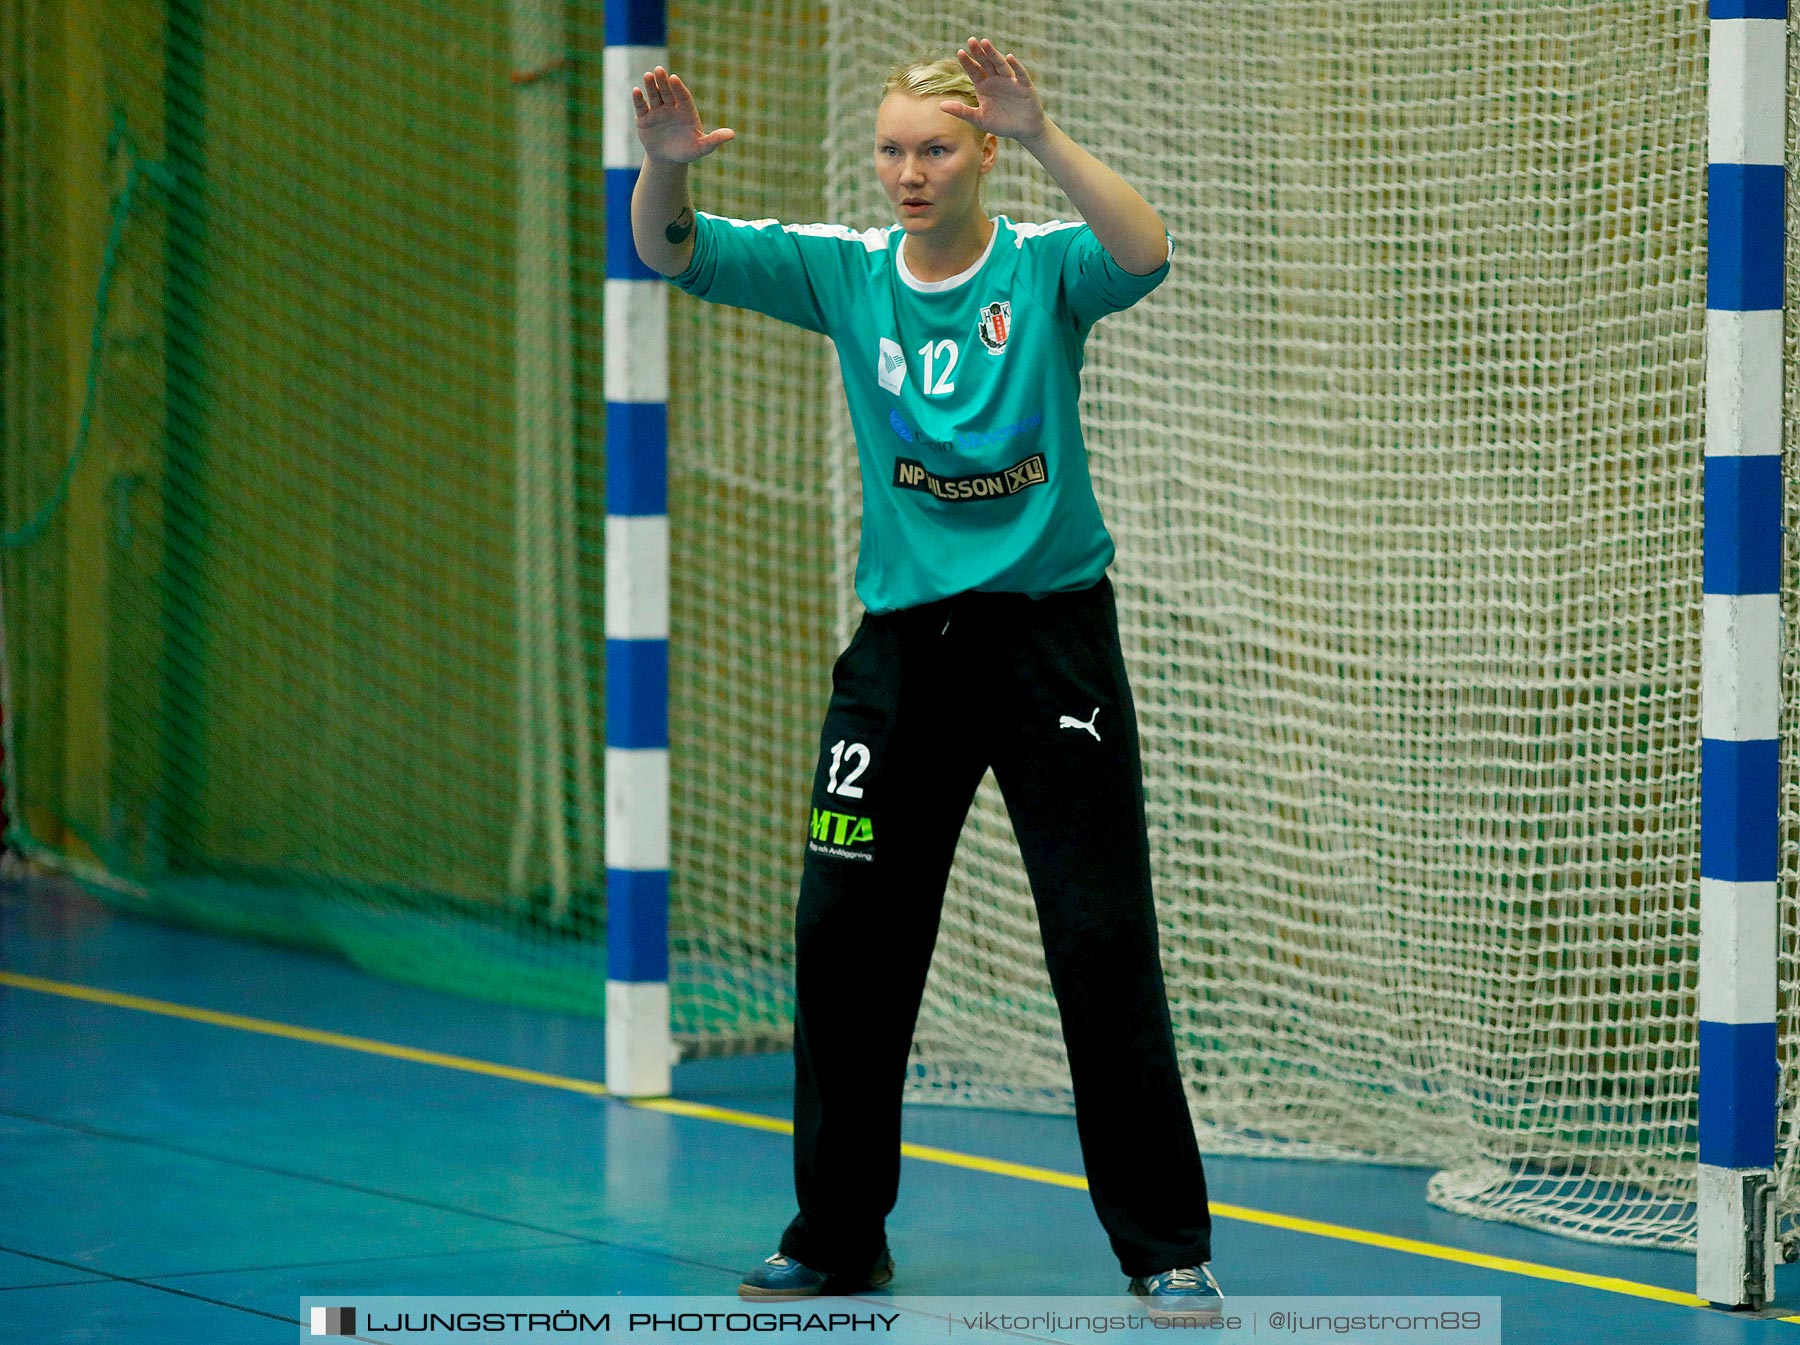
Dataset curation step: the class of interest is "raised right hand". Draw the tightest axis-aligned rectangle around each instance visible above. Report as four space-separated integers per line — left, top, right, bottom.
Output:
632 67 736 164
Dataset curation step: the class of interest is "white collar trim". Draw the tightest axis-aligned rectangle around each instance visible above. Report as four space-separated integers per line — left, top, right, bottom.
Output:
896 218 1001 293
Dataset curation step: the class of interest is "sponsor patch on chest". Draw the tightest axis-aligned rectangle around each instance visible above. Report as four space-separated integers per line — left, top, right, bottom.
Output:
877 337 908 394
893 452 1048 502
977 300 1012 354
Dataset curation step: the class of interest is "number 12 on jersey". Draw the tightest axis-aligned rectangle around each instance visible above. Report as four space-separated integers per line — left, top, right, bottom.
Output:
917 340 958 396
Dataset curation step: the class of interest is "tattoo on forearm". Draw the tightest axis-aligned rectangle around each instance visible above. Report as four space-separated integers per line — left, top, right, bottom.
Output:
665 208 694 245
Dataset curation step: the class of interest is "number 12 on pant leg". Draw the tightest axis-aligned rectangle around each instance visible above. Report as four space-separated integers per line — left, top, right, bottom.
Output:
826 739 869 798
810 739 875 861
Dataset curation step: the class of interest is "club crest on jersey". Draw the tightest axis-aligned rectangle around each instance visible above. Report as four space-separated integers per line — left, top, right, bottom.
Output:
977 301 1012 354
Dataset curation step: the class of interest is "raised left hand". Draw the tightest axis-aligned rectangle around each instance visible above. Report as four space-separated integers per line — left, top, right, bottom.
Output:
941 37 1049 144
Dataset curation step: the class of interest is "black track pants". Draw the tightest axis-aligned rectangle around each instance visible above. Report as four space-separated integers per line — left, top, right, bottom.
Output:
775 577 1212 1279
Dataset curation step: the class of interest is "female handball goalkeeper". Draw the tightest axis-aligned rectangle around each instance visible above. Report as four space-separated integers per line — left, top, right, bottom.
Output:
629 38 1219 1315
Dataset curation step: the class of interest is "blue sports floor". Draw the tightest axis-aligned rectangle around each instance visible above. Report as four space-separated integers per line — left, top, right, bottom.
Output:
2 874 1797 1343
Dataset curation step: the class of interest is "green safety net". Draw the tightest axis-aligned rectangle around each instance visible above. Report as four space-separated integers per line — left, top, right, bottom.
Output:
0 0 832 1034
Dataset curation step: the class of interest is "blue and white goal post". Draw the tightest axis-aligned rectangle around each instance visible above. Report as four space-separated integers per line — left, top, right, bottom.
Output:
602 0 674 1097
1699 0 1785 1310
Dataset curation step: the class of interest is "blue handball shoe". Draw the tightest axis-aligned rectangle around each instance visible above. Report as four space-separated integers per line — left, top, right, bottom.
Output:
1127 1265 1224 1320
737 1249 895 1298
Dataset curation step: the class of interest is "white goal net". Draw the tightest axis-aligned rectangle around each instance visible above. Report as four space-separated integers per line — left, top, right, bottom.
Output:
665 0 1800 1251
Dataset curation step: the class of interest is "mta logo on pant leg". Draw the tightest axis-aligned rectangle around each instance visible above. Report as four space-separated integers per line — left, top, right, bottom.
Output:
810 808 873 846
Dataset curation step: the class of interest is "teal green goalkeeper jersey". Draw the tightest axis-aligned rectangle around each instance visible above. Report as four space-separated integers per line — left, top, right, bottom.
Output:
670 211 1172 614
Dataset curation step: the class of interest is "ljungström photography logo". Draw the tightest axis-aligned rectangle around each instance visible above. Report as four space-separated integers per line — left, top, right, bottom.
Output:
310 1305 356 1336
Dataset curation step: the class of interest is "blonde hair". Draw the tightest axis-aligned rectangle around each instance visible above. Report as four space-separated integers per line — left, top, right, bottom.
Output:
880 56 977 110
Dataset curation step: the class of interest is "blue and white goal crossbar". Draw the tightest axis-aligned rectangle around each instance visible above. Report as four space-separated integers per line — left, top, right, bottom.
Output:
1701 0 1785 1309
603 0 673 1097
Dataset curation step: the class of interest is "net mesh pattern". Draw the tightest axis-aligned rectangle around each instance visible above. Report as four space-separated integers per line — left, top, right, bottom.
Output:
1776 9 1800 1247
663 1 833 1048
824 2 1714 1248
2 0 1794 1251
2 0 613 1006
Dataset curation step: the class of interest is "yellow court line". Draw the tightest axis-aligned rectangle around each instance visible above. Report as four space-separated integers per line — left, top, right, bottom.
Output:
0 971 609 1097
633 1106 1088 1191
896 1140 1091 1190
0 968 1774 1316
1203 1202 1706 1308
633 1097 792 1135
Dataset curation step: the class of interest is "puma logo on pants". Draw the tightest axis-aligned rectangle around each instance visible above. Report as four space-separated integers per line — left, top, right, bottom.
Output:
1059 706 1101 741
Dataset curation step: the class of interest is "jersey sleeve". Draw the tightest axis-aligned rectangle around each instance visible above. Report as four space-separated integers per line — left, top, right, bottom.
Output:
667 212 875 335
1060 224 1175 328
